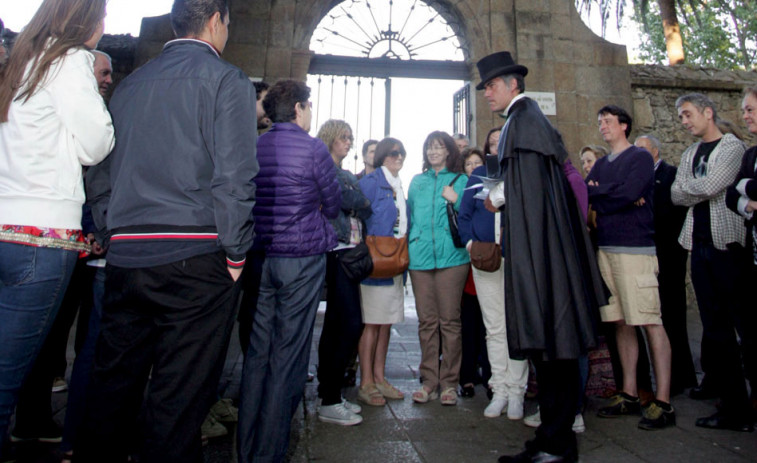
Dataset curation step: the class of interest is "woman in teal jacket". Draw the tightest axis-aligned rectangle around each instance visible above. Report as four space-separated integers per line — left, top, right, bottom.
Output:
407 131 469 406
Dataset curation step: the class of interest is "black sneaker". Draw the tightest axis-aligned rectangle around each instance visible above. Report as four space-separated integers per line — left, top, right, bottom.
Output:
9 420 62 443
597 392 641 418
638 400 676 430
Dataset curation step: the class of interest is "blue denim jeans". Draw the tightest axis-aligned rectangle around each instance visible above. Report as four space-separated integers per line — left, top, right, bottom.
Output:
61 266 105 453
0 242 77 448
237 254 326 463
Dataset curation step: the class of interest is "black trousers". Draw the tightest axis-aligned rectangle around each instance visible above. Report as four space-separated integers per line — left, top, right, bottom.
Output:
690 242 752 421
531 358 579 459
76 252 240 463
237 250 265 356
459 291 490 386
317 249 364 405
657 245 697 393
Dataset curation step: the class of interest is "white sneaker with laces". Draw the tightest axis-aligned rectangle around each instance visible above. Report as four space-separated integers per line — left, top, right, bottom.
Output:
484 397 508 418
507 394 525 420
317 402 363 426
573 413 586 433
523 408 541 428
342 398 362 414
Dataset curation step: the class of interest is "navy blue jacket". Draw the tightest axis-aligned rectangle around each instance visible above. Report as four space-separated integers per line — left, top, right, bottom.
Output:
88 40 258 268
359 167 408 286
586 145 655 248
458 166 496 245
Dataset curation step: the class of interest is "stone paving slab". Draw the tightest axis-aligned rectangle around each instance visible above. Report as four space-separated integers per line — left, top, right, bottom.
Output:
15 280 756 463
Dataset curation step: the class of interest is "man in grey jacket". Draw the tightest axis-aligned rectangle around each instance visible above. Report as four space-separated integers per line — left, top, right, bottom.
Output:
79 1 259 461
671 93 752 432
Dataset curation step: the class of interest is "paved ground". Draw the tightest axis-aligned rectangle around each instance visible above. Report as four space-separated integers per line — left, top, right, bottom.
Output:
7 280 757 462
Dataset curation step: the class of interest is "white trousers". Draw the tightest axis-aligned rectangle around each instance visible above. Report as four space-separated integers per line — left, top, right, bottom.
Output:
471 259 528 399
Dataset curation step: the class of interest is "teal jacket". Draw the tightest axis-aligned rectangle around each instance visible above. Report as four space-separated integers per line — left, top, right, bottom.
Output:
407 168 470 270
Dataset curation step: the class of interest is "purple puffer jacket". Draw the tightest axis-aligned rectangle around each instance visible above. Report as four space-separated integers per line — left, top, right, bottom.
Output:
253 122 340 257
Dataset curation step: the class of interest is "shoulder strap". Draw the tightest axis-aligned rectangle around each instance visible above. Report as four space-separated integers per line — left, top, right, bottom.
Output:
449 173 463 186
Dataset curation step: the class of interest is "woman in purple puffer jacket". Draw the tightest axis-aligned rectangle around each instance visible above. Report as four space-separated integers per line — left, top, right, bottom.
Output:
237 79 341 463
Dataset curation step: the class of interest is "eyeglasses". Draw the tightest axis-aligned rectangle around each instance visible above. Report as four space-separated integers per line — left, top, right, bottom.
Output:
388 150 405 158
339 134 354 143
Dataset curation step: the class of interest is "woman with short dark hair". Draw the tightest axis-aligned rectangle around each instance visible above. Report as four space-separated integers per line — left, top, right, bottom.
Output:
357 137 408 404
238 79 341 461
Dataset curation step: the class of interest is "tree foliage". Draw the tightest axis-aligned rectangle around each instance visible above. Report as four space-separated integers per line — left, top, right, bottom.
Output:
577 0 757 70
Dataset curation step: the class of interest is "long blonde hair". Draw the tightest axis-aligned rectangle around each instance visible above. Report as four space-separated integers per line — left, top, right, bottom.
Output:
0 0 106 121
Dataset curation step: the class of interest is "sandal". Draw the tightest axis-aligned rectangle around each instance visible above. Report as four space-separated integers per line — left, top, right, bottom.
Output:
412 386 439 404
357 383 387 406
440 387 457 405
375 379 404 400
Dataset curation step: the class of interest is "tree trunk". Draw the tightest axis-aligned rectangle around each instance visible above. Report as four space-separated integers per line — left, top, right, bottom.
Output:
657 0 685 64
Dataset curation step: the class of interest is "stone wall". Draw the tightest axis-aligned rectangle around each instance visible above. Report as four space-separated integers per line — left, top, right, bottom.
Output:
132 0 631 158
630 65 757 166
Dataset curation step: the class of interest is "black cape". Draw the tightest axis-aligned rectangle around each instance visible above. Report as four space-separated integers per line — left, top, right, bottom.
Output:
495 97 607 360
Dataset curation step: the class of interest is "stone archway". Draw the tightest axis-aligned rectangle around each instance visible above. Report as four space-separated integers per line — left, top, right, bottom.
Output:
136 0 633 154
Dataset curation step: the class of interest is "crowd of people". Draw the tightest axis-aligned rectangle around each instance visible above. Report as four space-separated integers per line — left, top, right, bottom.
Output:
0 1 755 463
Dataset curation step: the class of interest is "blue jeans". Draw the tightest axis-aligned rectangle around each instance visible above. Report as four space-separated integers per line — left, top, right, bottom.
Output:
0 242 77 447
237 254 326 463
61 266 105 453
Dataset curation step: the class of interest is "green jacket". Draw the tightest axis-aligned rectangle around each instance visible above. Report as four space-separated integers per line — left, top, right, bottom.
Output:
407 168 470 270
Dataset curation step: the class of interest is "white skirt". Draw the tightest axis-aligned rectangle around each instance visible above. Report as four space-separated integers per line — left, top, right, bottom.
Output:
360 275 405 325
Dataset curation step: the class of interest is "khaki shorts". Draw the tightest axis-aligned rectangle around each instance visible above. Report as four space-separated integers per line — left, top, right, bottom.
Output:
597 250 662 326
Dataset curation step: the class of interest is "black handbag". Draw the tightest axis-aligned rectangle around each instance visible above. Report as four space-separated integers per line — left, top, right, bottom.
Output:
339 242 374 282
446 174 465 248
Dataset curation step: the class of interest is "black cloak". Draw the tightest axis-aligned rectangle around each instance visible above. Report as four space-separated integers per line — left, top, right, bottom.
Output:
495 97 607 361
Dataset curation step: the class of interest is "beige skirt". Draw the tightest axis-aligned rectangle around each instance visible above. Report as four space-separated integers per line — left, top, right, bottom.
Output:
360 275 405 325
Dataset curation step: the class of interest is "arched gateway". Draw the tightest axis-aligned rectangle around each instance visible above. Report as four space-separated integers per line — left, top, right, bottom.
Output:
135 0 632 155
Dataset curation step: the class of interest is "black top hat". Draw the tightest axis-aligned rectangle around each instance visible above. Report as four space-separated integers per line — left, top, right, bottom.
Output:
475 51 528 90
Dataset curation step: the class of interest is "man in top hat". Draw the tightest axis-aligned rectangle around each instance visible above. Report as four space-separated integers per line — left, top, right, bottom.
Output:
476 51 606 463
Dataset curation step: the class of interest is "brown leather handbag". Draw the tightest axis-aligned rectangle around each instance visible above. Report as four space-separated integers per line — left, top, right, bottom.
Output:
366 235 409 278
469 211 502 272
470 241 501 272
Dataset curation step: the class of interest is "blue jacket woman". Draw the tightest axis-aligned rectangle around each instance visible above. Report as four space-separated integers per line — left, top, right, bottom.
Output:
359 167 408 287
356 137 409 406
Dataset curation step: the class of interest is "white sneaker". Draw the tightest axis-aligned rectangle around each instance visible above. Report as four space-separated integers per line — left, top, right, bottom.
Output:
507 394 525 420
484 398 508 418
342 398 362 414
523 408 541 428
317 403 363 426
572 413 585 433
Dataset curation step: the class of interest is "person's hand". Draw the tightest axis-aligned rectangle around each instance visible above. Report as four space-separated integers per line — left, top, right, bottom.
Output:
442 185 458 203
484 196 498 213
634 198 646 206
746 199 757 213
86 233 105 256
228 267 242 282
588 180 598 187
